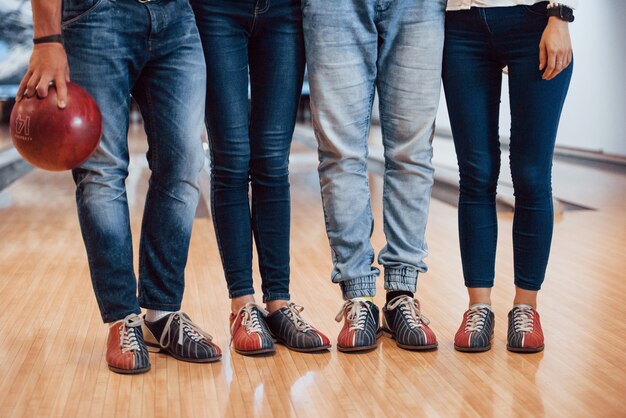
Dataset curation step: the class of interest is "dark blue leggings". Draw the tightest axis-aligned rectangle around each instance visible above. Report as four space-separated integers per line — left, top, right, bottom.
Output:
442 3 572 291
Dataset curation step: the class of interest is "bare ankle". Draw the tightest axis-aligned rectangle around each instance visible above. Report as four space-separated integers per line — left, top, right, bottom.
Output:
231 295 255 315
467 287 492 307
513 287 538 309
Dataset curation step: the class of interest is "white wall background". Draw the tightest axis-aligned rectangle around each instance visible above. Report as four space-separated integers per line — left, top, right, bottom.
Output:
436 0 626 157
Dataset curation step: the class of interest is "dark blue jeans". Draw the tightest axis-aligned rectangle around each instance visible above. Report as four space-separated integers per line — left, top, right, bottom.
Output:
191 0 305 301
442 3 572 291
63 0 206 322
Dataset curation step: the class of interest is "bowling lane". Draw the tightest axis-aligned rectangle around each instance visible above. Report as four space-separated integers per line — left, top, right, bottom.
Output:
0 122 625 417
0 126 11 151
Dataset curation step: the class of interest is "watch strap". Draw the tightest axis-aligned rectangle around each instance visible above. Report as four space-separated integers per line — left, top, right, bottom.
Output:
33 34 64 45
547 5 575 22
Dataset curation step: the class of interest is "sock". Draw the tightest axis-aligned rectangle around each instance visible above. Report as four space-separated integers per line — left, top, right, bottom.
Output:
386 290 414 304
351 296 375 303
145 309 174 322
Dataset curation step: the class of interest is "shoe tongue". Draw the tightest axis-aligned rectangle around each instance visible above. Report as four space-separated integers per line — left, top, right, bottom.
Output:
147 314 169 337
513 304 534 311
267 306 289 318
243 302 268 316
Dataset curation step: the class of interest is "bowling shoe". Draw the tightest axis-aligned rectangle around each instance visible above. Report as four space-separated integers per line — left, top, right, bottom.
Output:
335 298 380 352
106 313 151 374
143 312 222 363
265 302 331 353
507 304 545 353
454 304 495 352
381 295 438 351
230 302 275 355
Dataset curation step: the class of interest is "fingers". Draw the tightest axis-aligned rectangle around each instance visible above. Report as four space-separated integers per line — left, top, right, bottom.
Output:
542 48 557 80
16 71 55 100
544 50 572 81
25 73 42 98
16 70 33 102
554 52 567 79
15 69 69 107
566 50 573 68
15 44 71 103
54 76 68 109
539 40 547 71
35 75 52 99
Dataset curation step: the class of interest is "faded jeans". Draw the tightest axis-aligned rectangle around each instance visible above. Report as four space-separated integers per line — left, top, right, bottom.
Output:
303 0 446 298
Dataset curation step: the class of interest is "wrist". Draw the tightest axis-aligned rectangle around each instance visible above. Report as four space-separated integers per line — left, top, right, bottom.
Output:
547 16 568 25
33 27 62 39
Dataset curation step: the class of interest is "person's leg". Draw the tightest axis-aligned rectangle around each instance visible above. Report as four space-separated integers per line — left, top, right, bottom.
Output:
303 0 381 353
442 8 503 303
133 1 205 316
132 0 221 363
247 0 305 309
499 4 572 353
62 0 150 374
191 0 277 356
303 0 379 299
442 8 503 352
375 0 444 292
373 0 444 351
65 0 144 324
247 0 330 353
191 0 256 314
504 9 573 304
463 4 573 352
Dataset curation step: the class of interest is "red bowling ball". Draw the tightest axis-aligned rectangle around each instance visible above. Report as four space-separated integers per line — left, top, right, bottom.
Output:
10 82 102 171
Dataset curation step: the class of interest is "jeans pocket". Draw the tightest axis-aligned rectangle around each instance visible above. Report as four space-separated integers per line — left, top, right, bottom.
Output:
524 1 549 16
62 0 107 28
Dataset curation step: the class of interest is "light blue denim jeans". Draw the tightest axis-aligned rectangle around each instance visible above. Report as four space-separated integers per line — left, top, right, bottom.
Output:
303 0 445 299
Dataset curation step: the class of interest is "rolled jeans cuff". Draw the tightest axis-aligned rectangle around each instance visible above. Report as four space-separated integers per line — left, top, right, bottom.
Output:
101 308 142 324
384 267 418 293
340 275 377 300
229 288 255 299
263 292 291 303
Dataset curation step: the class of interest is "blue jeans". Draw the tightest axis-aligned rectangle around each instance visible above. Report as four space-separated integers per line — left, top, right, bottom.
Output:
303 0 446 299
191 0 304 302
63 0 206 322
442 3 572 291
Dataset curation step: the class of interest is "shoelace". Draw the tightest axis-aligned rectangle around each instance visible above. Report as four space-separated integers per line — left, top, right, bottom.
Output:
335 298 372 331
464 304 491 332
512 305 535 333
159 311 213 348
119 314 143 353
386 295 430 329
283 303 313 332
232 303 269 335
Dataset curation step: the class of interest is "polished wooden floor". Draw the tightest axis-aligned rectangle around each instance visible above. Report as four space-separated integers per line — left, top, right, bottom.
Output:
0 127 625 418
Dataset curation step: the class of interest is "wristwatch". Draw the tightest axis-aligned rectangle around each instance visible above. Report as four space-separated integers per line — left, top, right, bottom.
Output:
547 4 575 23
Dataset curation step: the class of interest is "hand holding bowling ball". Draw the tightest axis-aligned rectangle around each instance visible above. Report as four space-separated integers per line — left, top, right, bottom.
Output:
10 82 102 171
